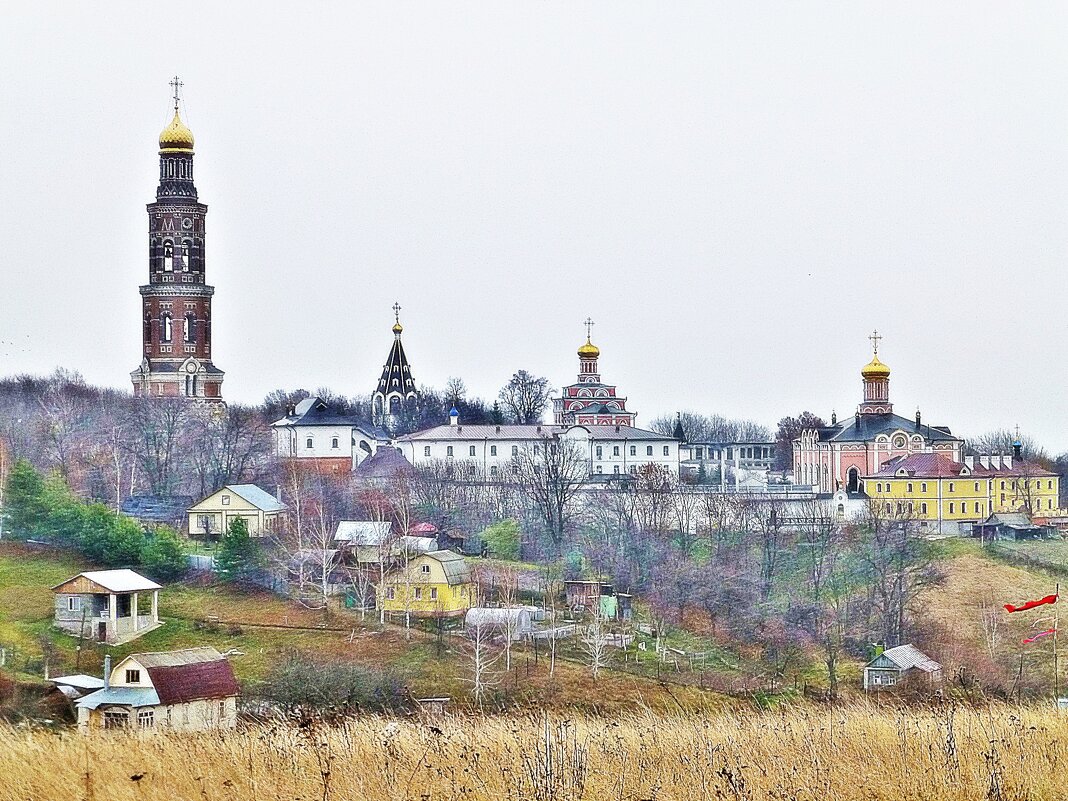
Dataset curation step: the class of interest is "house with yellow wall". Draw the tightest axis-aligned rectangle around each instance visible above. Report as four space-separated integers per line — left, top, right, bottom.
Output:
187 484 285 538
378 550 472 618
865 452 1059 534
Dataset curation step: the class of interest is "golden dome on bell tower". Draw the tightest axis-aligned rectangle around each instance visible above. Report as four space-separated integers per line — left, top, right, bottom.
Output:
861 354 890 379
159 109 194 153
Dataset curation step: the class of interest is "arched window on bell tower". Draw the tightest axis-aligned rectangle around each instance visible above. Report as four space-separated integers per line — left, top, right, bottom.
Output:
143 316 151 343
163 242 173 272
162 313 173 342
184 313 195 343
182 240 191 272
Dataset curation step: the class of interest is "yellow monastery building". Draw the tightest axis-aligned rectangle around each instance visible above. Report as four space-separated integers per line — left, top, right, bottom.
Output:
864 451 1059 533
378 550 472 618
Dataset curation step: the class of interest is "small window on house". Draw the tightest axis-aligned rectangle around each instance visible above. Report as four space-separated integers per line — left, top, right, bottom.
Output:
386 587 395 600
125 669 141 684
138 709 154 728
469 445 476 457
447 446 454 457
490 445 497 456
104 711 128 729
331 437 339 449
695 447 703 459
424 446 431 457
430 587 438 600
414 587 423 600
221 495 230 506
421 564 430 574
67 596 81 612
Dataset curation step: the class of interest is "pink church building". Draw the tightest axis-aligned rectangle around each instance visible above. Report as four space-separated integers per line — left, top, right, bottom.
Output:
793 338 963 494
553 322 637 427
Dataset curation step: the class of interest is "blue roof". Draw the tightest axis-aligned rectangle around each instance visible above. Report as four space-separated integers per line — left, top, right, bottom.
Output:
76 687 160 710
225 485 286 512
449 407 459 416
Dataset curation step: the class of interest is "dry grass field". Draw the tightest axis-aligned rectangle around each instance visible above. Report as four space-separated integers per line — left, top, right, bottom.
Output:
4 703 1067 801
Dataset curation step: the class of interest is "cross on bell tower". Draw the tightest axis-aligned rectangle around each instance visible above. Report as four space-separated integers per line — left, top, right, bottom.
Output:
869 329 882 355
169 75 183 111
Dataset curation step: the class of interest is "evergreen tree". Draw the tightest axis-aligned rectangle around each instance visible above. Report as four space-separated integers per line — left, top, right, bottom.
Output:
2 459 47 540
215 517 261 581
141 526 188 581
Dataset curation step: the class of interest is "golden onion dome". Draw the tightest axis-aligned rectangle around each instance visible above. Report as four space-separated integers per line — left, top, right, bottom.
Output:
159 109 194 152
392 321 404 334
578 337 600 358
861 354 890 379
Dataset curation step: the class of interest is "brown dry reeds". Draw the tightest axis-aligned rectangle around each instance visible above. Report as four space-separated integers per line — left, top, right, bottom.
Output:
3 702 1066 801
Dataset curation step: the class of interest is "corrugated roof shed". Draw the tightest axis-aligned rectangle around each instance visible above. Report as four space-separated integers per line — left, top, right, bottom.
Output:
52 569 162 594
225 484 286 512
880 644 941 673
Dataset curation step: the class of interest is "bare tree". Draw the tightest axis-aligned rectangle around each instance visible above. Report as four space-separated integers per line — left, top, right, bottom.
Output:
516 434 588 555
463 586 503 708
581 603 611 681
498 370 553 424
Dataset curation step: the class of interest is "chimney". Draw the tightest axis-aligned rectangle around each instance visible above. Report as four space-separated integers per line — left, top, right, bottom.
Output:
1004 452 1013 470
495 425 501 434
536 425 541 434
449 408 459 426
830 410 837 426
980 454 990 469
964 455 974 470
915 408 921 427
615 425 620 433
855 411 861 429
103 654 112 690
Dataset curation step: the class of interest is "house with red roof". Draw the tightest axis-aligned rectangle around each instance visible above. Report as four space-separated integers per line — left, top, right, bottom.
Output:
75 647 239 732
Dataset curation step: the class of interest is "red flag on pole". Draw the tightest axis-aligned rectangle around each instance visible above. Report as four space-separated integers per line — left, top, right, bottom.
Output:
1022 628 1057 645
1004 593 1058 614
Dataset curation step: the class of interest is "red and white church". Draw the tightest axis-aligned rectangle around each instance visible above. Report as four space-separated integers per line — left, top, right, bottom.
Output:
553 319 637 427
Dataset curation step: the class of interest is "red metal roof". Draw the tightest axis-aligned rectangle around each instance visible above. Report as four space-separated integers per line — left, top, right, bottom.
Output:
147 659 239 705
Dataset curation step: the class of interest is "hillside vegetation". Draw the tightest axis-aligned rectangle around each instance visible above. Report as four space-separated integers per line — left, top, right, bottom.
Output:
4 704 1067 801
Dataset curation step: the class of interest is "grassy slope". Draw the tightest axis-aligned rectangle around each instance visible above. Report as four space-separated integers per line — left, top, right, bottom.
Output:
0 543 723 713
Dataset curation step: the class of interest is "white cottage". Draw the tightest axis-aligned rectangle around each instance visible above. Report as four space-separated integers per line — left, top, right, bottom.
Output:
76 647 239 732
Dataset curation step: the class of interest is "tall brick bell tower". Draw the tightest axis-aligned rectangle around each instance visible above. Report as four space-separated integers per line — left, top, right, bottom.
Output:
131 78 224 401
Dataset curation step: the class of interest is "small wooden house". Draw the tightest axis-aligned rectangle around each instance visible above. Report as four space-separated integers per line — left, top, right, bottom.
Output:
187 484 285 538
76 647 239 732
564 580 633 620
52 569 162 645
378 551 472 618
863 644 942 691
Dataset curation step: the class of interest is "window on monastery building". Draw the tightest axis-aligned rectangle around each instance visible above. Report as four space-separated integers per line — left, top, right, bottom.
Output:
596 446 603 459
469 445 476 457
162 314 172 342
974 482 980 492
1049 481 1054 490
125 669 141 684
949 502 955 513
534 445 540 456
511 445 519 457
695 447 702 459
884 503 891 513
596 466 603 473
907 483 913 493
921 483 927 492
490 445 497 456
331 437 339 449
949 483 955 492
163 242 173 271
646 446 653 456
182 241 191 271
907 502 914 513
424 446 430 457
663 446 670 456
447 446 454 458
613 465 620 474
306 437 313 449
613 446 620 457
490 466 498 476
921 502 928 514
630 445 636 456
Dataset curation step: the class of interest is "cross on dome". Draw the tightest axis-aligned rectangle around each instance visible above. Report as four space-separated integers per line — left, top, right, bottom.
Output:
868 329 882 355
169 76 183 111
391 302 403 334
584 317 595 340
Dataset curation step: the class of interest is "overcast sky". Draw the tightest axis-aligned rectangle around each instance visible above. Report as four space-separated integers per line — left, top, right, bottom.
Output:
1 3 1066 449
